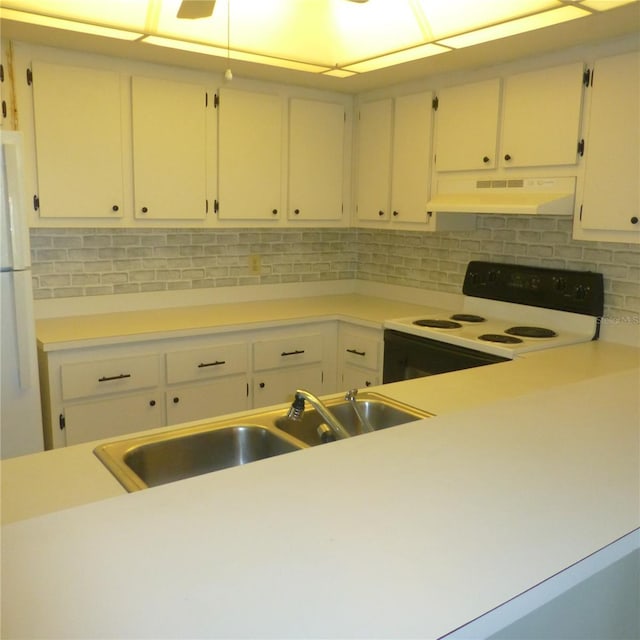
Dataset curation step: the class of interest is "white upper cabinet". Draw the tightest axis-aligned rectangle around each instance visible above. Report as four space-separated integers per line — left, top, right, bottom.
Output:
31 60 125 219
131 76 210 220
217 87 283 221
355 98 393 221
434 79 500 172
500 62 585 168
577 50 639 239
434 62 585 173
390 91 435 224
288 98 345 221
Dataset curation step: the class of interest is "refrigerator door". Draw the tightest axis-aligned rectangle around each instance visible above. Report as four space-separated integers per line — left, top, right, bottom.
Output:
1 131 31 271
0 269 44 458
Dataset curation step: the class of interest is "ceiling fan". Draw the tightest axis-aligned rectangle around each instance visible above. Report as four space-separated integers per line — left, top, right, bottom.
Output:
176 0 216 19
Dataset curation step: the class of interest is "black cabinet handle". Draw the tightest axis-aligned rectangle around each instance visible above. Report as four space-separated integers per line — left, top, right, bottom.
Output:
112 205 119 212
173 397 180 404
294 208 300 215
281 349 304 356
483 156 490 163
631 217 639 225
259 382 265 388
272 209 278 215
149 400 156 407
141 206 148 213
198 360 226 368
378 210 385 217
504 154 512 161
346 348 366 357
98 373 131 382
392 211 399 217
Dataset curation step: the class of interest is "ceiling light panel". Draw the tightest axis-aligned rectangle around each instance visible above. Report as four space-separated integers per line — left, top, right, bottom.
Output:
413 0 563 40
438 5 591 48
2 0 149 31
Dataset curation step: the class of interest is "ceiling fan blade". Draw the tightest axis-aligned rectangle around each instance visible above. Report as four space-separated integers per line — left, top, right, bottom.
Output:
176 0 216 19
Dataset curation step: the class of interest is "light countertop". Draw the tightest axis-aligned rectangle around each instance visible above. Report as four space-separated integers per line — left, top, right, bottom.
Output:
3 294 639 638
36 294 447 349
2 365 639 639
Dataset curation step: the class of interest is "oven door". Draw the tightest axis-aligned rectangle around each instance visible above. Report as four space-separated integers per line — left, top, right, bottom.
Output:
383 329 510 383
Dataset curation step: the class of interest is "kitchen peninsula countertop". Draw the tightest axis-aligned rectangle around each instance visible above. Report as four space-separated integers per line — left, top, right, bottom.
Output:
2 362 639 639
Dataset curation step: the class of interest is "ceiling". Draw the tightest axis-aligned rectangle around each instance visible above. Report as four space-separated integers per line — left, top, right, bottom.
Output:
1 0 639 92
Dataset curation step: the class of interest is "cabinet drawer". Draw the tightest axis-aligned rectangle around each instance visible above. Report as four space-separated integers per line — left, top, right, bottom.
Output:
166 343 246 384
341 331 380 370
253 334 322 371
61 355 160 400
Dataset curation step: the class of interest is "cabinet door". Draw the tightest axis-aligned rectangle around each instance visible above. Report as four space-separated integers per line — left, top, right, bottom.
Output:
131 76 209 220
218 87 282 220
166 376 249 425
356 98 392 220
434 79 500 172
500 62 584 168
288 98 344 220
253 366 322 409
341 364 378 390
31 61 125 218
391 92 434 224
580 51 640 233
64 393 162 446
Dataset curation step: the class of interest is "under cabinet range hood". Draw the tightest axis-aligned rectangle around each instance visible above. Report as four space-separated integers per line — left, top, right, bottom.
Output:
426 176 576 215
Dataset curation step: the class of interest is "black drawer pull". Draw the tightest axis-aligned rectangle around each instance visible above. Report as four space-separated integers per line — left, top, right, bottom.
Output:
281 349 305 357
198 360 226 368
98 373 131 382
346 348 366 357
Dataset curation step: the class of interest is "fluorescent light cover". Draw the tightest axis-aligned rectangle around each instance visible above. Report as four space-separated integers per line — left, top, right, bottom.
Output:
231 50 330 73
438 5 591 49
322 68 358 78
344 42 449 73
580 0 639 8
142 35 228 57
0 8 142 40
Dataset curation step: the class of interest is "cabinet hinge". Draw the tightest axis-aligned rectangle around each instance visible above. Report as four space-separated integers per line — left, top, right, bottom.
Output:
33 194 40 211
246 383 249 397
577 139 585 156
583 68 592 87
205 91 208 107
205 199 209 214
1 101 6 119
59 413 66 430
579 204 583 221
214 199 219 213
0 63 4 82
432 96 439 111
26 67 33 86
214 93 219 108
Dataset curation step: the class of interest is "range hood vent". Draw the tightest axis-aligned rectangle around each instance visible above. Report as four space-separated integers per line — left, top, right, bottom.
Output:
426 176 576 215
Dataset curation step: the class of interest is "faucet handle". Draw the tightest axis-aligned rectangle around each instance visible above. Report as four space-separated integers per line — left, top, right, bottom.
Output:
345 388 359 401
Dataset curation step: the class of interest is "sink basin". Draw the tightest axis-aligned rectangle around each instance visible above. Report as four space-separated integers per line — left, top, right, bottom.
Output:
95 423 307 492
274 394 432 446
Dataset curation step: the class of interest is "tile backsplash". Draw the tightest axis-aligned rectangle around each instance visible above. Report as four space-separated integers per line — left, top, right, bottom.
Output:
31 217 639 320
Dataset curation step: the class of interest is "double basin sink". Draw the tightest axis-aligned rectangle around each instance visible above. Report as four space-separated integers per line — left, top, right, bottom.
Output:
94 392 431 492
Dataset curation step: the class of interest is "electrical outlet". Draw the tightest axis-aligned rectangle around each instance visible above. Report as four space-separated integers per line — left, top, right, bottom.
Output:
249 254 261 275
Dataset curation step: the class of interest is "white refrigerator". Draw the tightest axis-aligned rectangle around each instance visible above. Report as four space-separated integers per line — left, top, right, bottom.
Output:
1 130 44 458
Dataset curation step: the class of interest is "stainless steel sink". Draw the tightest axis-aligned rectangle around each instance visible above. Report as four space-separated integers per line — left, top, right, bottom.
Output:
95 392 430 491
274 394 432 446
95 423 307 491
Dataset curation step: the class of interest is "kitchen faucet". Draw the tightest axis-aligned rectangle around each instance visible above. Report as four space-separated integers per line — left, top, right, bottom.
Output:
286 389 351 440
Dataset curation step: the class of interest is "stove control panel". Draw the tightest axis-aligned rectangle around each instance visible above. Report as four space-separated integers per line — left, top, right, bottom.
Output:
463 261 604 316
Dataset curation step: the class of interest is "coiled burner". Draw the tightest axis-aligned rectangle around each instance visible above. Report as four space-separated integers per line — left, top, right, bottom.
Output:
478 333 523 344
505 326 557 338
450 314 486 323
413 319 462 329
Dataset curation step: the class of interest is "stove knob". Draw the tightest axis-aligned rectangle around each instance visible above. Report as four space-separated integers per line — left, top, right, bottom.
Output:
575 284 590 300
554 277 567 292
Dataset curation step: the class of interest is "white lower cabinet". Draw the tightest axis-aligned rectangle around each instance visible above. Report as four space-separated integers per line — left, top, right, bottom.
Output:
337 323 382 390
165 376 249 425
64 394 163 447
39 321 338 448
